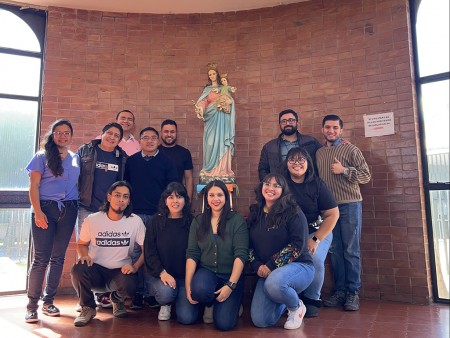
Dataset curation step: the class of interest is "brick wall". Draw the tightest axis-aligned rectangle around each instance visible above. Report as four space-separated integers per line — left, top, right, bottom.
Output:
43 0 432 303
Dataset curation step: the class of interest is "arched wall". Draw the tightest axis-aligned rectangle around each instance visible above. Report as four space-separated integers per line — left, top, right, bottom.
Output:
43 0 432 303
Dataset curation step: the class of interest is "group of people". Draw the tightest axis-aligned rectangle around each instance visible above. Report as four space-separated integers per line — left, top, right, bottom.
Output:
25 106 370 332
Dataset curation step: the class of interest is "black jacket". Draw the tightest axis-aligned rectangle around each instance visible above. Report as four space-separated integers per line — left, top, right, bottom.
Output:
77 139 127 208
257 131 322 181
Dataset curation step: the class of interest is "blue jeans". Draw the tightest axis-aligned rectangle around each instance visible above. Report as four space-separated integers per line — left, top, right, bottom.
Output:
251 262 314 328
145 273 198 324
329 202 362 294
27 200 78 310
188 267 244 331
303 232 333 300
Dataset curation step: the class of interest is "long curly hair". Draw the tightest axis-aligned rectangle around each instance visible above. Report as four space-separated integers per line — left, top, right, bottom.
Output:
247 173 299 229
41 119 73 177
154 182 192 229
197 180 232 241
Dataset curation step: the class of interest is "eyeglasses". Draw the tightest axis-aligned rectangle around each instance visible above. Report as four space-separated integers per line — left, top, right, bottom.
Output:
279 118 297 125
141 136 159 141
53 131 71 137
287 157 306 165
263 182 282 189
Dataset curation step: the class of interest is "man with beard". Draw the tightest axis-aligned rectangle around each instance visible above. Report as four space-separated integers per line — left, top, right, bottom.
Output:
258 109 322 181
71 181 146 327
158 119 194 201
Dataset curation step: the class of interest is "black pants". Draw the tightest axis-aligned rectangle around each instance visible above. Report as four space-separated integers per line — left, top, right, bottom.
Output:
71 262 137 309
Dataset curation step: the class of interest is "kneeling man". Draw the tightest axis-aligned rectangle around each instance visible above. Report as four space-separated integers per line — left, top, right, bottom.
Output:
71 181 145 327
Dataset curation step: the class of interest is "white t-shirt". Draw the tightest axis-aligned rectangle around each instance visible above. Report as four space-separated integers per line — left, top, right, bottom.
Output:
79 212 145 269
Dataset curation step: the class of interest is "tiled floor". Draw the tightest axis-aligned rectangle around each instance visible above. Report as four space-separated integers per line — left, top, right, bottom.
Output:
0 294 448 338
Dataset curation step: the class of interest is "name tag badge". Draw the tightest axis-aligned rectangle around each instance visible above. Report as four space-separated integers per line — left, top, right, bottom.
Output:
108 163 119 172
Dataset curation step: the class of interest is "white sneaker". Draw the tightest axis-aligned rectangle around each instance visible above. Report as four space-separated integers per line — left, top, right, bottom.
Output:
284 302 306 330
158 305 171 321
203 305 214 324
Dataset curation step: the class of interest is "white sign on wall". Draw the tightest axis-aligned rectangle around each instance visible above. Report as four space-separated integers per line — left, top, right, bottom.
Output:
363 112 395 137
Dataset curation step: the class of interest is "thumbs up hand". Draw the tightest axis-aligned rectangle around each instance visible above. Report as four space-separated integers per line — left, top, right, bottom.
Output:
331 157 345 174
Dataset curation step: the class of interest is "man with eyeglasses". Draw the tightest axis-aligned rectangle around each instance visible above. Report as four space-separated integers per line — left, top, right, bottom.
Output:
316 114 371 312
258 109 322 181
124 127 177 308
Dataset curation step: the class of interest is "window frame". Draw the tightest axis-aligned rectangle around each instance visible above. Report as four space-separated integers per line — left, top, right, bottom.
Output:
410 0 450 303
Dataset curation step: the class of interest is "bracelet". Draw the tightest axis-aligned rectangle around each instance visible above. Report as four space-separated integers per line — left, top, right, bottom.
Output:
225 280 237 290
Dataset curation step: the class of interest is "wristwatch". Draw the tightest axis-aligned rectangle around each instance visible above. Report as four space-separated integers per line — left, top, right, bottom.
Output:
312 236 321 244
343 167 350 176
225 281 237 290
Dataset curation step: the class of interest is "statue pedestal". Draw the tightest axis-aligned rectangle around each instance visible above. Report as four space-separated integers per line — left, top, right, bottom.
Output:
196 183 238 212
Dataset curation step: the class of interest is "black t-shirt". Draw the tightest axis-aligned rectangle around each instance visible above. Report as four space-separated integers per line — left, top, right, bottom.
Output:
158 145 193 183
91 145 120 210
288 177 337 233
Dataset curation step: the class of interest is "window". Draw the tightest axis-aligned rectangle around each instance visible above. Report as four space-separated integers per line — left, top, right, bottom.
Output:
0 4 46 294
412 0 450 302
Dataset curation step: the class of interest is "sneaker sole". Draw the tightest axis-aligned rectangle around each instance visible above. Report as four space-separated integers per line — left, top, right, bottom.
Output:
130 305 143 310
114 312 128 318
323 301 345 307
344 306 359 311
74 320 91 327
25 318 39 324
42 311 60 317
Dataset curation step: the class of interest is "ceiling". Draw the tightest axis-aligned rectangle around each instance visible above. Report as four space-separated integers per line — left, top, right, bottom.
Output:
4 0 308 14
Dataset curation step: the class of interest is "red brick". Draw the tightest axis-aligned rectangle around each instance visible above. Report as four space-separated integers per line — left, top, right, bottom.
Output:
40 0 430 304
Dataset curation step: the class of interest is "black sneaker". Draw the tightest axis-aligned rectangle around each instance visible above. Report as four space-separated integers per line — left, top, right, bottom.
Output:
42 304 60 317
144 296 160 308
305 304 319 318
323 291 346 307
344 293 360 311
130 294 143 310
25 310 38 323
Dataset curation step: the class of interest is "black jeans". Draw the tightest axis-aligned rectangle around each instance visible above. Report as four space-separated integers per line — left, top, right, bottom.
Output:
71 262 137 309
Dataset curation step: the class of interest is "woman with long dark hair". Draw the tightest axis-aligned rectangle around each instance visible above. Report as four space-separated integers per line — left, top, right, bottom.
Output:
25 119 80 323
284 147 339 317
144 182 195 323
184 180 248 331
248 174 314 330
